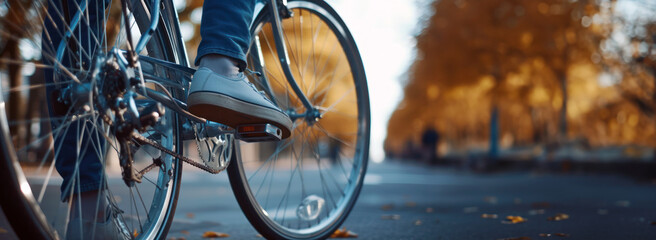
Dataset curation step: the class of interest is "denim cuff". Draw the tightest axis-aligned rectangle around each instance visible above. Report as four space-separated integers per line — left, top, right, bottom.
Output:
195 47 248 71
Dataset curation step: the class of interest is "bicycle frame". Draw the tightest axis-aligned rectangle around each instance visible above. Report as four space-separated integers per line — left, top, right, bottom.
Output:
51 0 318 141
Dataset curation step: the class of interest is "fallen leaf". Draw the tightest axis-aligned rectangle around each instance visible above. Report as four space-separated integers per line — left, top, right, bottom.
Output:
414 220 423 226
0 227 6 234
463 207 479 213
381 204 394 211
405 201 417 207
133 230 139 238
381 214 401 220
484 196 498 204
553 233 570 237
481 213 499 219
330 227 358 238
498 237 531 240
186 213 195 219
202 231 230 238
503 216 527 224
547 213 569 221
181 230 190 235
426 207 434 213
597 209 608 215
529 209 545 215
615 201 631 207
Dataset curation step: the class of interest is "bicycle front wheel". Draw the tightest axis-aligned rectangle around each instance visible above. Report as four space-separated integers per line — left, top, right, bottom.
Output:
228 0 370 239
0 0 187 239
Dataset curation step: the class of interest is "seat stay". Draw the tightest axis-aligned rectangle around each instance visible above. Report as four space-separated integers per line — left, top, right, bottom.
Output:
266 0 315 112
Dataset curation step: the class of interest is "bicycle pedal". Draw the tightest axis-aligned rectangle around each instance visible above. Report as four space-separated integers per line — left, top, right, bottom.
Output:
235 124 282 142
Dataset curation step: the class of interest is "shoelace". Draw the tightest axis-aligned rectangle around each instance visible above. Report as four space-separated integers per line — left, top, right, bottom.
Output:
244 79 278 107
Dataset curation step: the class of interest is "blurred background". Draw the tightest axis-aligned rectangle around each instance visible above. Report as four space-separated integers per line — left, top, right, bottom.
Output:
173 0 656 168
2 0 656 239
10 0 653 169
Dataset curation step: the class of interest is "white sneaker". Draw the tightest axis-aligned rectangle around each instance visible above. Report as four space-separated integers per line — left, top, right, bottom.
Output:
66 205 129 240
188 67 293 139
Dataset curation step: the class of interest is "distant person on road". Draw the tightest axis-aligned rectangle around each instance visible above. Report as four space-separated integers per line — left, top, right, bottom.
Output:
421 127 440 164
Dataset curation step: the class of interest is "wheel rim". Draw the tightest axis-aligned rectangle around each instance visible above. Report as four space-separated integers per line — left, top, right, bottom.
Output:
237 1 370 237
0 1 182 239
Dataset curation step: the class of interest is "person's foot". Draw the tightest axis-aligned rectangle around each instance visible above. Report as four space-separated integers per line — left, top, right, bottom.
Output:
188 55 292 139
66 202 129 240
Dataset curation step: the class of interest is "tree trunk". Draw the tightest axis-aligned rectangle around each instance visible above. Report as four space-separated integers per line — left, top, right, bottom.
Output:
489 106 499 160
559 73 568 140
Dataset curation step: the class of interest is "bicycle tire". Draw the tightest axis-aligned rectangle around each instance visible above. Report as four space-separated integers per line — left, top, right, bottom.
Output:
228 0 370 239
0 0 187 239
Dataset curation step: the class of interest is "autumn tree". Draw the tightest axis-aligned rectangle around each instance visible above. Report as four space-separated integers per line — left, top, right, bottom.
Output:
386 0 606 158
600 2 656 116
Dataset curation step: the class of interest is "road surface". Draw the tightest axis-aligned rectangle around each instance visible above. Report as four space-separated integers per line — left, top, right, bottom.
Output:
2 160 656 239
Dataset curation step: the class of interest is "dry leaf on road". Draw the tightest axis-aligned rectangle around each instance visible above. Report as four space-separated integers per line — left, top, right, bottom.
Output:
547 213 569 221
330 228 358 238
202 231 230 238
502 216 527 224
381 204 394 211
481 213 498 219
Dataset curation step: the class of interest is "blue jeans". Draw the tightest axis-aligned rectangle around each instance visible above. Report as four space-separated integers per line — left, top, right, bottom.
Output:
45 0 255 200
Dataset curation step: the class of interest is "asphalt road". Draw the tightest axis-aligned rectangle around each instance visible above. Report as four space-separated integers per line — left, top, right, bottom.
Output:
2 160 656 239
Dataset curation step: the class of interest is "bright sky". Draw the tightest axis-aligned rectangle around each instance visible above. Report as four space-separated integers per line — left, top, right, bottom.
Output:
326 0 429 163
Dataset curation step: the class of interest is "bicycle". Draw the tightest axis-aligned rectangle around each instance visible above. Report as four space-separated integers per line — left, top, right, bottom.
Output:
0 0 370 239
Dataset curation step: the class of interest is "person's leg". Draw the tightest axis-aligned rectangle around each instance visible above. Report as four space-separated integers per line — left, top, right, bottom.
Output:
188 0 293 138
195 0 255 70
43 0 110 221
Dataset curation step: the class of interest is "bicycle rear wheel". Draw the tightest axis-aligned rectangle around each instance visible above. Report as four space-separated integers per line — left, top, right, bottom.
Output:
0 0 187 239
228 0 370 239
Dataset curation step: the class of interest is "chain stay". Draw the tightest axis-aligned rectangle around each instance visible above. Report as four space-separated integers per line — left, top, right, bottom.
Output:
131 133 225 174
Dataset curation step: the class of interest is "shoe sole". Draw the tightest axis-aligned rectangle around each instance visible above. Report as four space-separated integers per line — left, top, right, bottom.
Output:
188 91 293 139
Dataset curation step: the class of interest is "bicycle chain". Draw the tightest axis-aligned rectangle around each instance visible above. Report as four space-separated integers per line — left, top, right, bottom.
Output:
131 132 225 174
193 124 210 169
